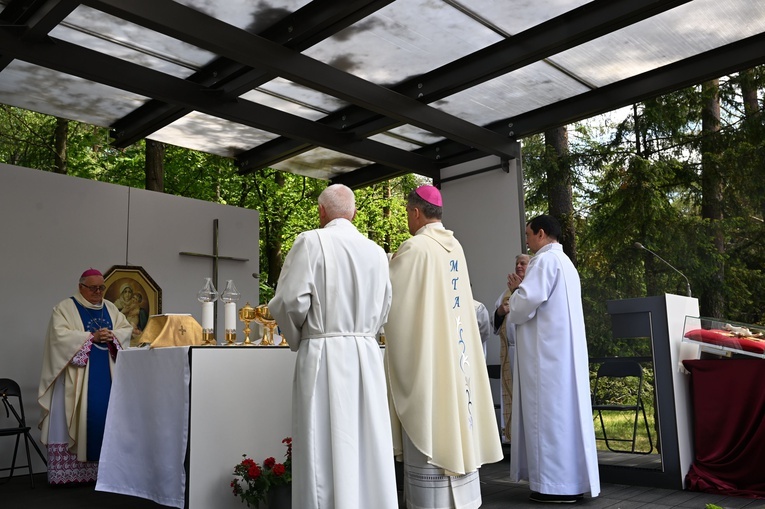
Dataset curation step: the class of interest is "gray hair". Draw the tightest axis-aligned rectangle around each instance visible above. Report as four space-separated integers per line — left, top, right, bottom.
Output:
318 184 355 220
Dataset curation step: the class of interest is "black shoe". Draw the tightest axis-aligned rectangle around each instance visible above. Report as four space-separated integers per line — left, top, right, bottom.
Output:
529 491 583 504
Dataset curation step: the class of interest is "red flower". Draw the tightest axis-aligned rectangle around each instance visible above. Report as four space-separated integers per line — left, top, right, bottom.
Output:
241 458 256 468
282 437 292 445
231 437 292 508
272 463 286 476
247 464 262 479
263 457 276 469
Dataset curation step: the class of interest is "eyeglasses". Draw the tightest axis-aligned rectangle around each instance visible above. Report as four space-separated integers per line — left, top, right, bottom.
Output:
80 283 106 292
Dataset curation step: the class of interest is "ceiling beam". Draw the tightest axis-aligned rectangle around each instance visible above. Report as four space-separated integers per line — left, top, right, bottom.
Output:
0 0 78 71
84 0 518 159
111 0 395 148
335 33 765 187
425 31 765 165
0 27 441 175
237 0 693 172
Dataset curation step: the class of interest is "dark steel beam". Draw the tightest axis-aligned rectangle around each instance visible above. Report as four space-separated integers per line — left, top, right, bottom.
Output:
84 0 518 159
0 27 440 174
239 0 693 172
0 0 78 71
336 33 765 187
111 0 395 148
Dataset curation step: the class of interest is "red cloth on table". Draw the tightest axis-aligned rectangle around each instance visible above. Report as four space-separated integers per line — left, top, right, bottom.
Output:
684 328 765 354
683 359 765 499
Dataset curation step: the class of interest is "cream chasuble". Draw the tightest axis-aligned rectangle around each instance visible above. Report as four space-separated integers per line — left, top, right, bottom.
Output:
386 223 502 478
38 293 132 461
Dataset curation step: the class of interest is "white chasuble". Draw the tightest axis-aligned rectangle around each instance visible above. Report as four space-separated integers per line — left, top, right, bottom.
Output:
269 218 398 509
508 243 600 497
386 222 502 505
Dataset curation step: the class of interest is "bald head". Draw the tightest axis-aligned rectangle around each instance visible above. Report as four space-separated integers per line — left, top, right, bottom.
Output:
318 184 356 227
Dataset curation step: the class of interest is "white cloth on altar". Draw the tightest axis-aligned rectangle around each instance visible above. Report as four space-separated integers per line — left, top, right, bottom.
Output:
507 243 600 496
269 218 398 509
96 347 191 508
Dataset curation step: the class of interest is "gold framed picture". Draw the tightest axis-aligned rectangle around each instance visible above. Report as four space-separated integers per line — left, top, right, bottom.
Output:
103 265 162 347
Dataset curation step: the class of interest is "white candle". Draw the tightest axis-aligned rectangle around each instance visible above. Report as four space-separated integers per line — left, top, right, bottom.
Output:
225 302 236 331
202 301 214 330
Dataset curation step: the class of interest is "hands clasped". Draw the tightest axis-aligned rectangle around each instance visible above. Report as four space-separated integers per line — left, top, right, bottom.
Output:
93 328 114 343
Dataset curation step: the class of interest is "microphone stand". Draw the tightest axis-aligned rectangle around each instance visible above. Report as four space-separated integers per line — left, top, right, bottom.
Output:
634 242 692 297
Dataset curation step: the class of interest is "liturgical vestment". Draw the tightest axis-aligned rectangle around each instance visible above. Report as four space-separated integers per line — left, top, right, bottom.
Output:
269 218 398 509
38 292 132 483
507 243 600 497
386 223 502 507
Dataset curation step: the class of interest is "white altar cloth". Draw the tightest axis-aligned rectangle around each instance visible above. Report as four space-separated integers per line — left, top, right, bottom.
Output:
96 346 191 508
96 346 297 509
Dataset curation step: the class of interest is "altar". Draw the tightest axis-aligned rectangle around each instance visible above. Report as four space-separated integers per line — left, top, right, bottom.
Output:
96 346 296 509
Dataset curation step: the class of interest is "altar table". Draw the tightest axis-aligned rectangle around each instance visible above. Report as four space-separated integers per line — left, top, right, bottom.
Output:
683 358 765 498
96 346 296 509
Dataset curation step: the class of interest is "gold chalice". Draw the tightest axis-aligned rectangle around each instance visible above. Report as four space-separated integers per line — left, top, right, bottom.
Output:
254 304 277 346
238 302 257 345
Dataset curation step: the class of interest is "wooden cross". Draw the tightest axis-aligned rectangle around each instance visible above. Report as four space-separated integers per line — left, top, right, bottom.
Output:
180 219 249 334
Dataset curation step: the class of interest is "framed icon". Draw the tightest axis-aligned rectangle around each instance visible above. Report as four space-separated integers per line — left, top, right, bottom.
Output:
104 265 162 347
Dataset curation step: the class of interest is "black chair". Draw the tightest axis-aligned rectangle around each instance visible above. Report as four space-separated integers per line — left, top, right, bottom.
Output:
0 378 47 487
591 360 653 454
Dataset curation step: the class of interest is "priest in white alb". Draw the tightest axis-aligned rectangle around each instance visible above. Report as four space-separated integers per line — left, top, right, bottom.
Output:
385 185 503 509
269 184 398 509
507 215 600 504
38 268 132 485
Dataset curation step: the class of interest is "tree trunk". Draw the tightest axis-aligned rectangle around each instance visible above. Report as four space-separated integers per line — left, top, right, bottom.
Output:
700 79 725 318
53 117 68 174
144 140 165 192
544 126 576 265
739 68 765 220
383 181 392 254
266 172 286 289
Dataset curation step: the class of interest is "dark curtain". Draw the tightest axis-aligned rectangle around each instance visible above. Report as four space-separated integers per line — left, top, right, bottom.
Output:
683 359 765 498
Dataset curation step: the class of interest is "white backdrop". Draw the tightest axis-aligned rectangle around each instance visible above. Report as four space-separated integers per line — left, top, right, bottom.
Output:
0 163 260 471
440 154 526 366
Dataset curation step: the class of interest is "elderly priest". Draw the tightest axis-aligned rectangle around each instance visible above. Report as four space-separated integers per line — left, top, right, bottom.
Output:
38 268 132 485
269 184 398 509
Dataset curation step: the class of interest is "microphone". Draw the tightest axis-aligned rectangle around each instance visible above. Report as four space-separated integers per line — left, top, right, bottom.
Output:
634 242 692 297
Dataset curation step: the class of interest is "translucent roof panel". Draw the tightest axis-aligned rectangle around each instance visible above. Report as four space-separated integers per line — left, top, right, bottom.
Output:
302 0 503 86
273 147 373 180
240 78 350 121
0 0 763 187
149 111 279 158
550 0 765 87
0 61 148 127
433 62 593 125
55 5 213 77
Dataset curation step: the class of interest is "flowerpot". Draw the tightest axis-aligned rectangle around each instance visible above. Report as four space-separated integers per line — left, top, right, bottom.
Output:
268 484 292 509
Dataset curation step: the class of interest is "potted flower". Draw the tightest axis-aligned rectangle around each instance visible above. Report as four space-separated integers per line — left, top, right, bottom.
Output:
231 437 292 508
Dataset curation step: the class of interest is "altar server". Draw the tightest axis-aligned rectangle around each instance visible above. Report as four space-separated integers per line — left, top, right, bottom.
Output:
492 253 530 442
385 185 503 509
269 184 398 509
38 268 132 484
506 215 600 503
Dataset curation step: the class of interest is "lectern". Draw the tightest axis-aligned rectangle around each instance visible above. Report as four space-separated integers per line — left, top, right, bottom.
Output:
602 294 699 489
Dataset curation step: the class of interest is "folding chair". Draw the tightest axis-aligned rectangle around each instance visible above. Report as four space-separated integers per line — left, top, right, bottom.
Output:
591 360 653 454
0 378 48 487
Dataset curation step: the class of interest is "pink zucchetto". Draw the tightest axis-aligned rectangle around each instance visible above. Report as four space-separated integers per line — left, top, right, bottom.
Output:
415 185 443 207
81 268 103 278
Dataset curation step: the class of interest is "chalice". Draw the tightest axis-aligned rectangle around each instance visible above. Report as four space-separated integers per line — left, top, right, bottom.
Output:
238 302 257 345
254 304 277 346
